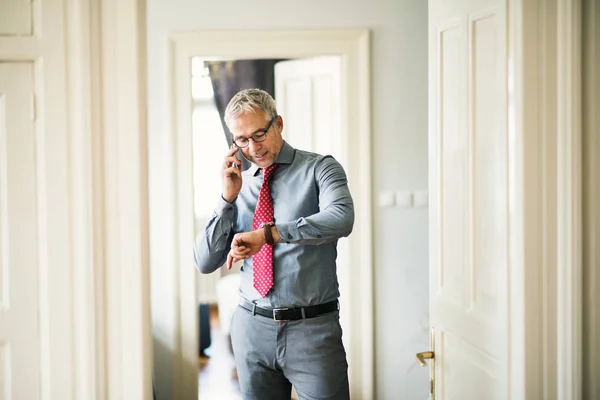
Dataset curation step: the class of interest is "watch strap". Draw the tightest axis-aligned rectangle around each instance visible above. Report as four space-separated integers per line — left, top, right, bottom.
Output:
263 222 275 245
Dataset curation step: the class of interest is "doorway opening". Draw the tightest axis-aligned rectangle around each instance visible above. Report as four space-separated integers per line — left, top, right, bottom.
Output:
191 55 346 399
164 30 372 400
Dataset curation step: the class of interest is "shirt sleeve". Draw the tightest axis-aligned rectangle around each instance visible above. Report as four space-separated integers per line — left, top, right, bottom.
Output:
193 196 236 273
276 156 354 245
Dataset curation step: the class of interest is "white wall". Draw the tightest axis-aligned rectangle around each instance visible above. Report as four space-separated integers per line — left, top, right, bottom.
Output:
146 1 429 399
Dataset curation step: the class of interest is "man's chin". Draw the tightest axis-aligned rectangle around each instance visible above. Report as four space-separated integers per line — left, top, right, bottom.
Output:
253 157 273 168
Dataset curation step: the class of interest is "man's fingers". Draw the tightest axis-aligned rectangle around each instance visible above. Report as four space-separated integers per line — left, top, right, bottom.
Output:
224 156 241 170
231 247 251 258
227 251 248 270
224 164 242 178
226 144 238 157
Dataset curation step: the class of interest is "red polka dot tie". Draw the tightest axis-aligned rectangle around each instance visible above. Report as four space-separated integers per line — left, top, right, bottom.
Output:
252 164 279 297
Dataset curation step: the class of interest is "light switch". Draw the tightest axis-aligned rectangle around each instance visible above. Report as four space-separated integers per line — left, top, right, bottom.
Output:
378 191 396 208
395 191 413 208
414 191 429 207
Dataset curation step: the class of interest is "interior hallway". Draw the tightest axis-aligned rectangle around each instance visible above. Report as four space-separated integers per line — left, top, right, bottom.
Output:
198 305 241 400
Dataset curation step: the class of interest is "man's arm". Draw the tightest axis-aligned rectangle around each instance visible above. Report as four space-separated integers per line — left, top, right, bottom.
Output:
227 156 354 264
193 197 236 274
196 144 243 273
275 156 354 245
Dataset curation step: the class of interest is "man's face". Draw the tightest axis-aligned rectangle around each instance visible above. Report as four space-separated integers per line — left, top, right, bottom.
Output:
230 110 284 168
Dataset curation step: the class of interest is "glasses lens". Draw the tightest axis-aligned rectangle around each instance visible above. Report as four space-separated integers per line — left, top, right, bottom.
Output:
253 132 268 142
234 138 249 148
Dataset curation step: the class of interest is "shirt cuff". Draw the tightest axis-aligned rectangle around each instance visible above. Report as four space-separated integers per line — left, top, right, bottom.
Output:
215 195 236 218
274 220 301 243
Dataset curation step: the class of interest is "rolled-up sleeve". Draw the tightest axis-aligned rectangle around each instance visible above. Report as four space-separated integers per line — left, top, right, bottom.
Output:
193 196 236 274
276 156 354 245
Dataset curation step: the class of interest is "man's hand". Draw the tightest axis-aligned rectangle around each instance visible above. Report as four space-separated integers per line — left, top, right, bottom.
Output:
226 229 266 269
222 144 243 203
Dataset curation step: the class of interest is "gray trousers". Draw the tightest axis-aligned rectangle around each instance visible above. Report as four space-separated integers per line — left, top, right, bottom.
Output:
230 304 350 400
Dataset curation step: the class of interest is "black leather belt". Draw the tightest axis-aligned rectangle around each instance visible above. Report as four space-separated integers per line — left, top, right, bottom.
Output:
239 299 338 322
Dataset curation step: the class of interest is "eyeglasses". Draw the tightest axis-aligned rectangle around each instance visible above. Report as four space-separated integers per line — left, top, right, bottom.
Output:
232 116 277 148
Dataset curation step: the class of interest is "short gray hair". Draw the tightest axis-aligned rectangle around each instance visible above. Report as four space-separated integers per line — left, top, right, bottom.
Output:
224 89 278 127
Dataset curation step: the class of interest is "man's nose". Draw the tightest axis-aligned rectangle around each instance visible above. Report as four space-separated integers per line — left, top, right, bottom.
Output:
248 139 261 153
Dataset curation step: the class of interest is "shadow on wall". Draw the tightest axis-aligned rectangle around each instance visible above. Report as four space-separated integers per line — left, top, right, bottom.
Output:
152 337 198 400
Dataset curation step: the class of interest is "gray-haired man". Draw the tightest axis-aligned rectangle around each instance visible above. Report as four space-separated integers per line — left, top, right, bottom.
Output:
194 88 354 400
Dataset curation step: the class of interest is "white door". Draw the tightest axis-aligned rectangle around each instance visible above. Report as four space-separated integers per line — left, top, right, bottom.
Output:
274 57 343 166
0 62 40 399
427 0 508 399
0 0 33 36
274 57 354 393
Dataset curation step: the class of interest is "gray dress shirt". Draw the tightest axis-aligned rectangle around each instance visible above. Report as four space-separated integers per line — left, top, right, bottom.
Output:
193 141 354 308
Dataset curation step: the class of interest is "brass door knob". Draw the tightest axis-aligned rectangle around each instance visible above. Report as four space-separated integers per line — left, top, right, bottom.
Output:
416 351 434 367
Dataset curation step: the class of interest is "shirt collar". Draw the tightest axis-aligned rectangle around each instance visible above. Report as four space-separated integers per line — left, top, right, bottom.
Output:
244 141 295 177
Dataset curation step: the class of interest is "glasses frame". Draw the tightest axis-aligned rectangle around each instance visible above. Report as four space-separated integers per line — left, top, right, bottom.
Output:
232 116 277 149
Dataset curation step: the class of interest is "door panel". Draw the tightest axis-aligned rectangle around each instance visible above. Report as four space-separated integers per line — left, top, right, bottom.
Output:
0 0 33 36
0 62 40 400
274 57 352 396
274 57 343 165
429 1 507 399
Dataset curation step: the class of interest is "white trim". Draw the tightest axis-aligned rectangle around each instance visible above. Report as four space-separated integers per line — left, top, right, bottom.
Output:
508 1 584 398
538 1 559 397
582 0 599 397
171 34 198 397
556 1 583 399
99 0 152 398
507 1 544 398
167 30 373 399
36 1 75 398
65 0 98 397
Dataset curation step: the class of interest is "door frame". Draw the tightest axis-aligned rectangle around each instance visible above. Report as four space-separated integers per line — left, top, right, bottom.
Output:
582 0 599 397
166 30 373 399
1 0 152 398
556 1 583 397
508 0 584 397
66 0 152 398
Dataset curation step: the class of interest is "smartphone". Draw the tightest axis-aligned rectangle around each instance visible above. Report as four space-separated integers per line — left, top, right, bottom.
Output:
231 148 246 169
230 144 239 169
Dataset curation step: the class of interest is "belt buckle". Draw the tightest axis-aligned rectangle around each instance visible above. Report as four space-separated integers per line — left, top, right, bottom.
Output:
272 307 289 322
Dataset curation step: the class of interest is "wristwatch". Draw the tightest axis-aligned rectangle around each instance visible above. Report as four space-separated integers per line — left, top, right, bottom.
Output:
260 222 276 245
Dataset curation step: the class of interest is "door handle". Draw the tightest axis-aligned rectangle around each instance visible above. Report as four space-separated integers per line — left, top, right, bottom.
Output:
416 351 434 367
416 328 436 399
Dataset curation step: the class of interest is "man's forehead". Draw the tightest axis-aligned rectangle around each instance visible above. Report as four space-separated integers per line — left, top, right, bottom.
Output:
230 113 268 136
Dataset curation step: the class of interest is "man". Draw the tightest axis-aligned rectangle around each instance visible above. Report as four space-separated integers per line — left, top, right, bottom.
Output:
194 88 354 400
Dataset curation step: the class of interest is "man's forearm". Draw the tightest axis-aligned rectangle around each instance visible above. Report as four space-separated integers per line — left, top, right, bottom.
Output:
193 198 236 273
274 202 354 245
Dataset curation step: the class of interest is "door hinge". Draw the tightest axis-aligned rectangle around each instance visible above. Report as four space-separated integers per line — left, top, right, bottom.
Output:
30 94 37 121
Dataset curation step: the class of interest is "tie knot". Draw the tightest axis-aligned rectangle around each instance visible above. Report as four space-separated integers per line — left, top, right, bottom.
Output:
262 164 279 183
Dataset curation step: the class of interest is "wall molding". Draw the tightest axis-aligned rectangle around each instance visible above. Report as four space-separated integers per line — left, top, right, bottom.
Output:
65 0 152 398
65 0 100 397
507 0 545 397
538 1 559 398
507 0 583 398
582 0 599 397
97 0 152 398
556 1 583 399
